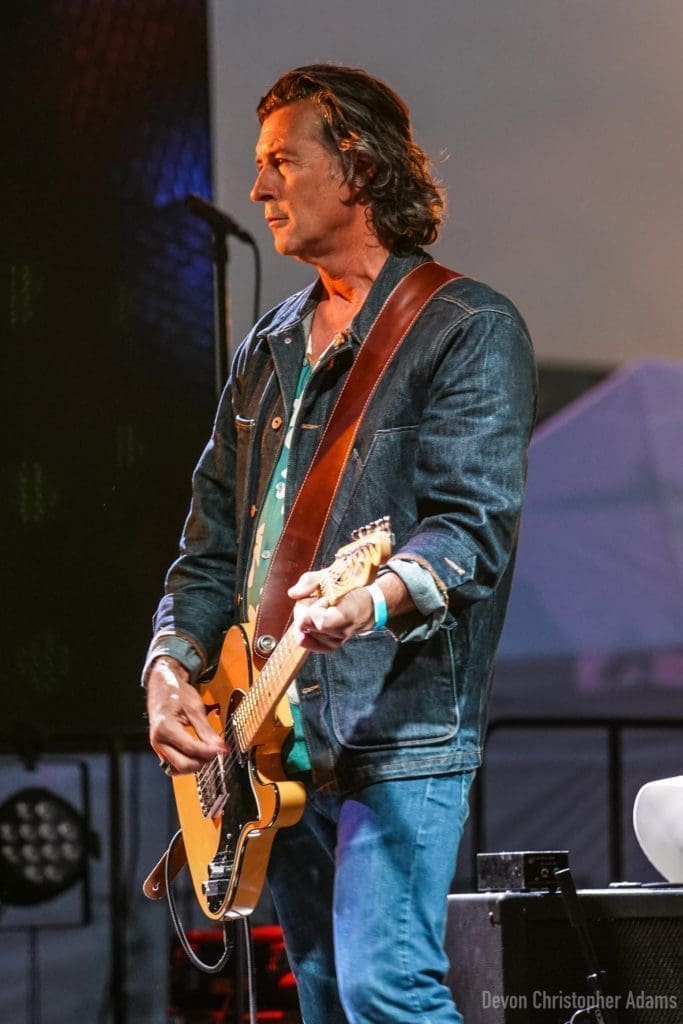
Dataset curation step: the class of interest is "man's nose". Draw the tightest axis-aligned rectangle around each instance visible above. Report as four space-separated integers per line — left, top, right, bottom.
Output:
250 166 275 203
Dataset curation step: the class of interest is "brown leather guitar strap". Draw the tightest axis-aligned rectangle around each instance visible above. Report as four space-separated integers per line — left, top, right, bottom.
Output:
252 260 462 667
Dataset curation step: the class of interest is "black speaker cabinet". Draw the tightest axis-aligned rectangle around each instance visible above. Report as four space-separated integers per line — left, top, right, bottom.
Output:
445 888 683 1023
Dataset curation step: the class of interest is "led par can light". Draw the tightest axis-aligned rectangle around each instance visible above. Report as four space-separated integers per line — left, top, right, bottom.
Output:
0 787 91 905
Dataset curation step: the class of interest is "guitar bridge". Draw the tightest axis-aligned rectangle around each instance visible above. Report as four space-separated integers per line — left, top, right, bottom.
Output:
202 849 235 910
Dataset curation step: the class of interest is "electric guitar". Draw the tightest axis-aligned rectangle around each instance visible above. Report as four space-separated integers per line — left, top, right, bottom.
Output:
144 518 392 921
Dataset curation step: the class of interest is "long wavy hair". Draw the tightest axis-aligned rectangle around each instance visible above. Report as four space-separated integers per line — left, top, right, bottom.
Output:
257 64 445 251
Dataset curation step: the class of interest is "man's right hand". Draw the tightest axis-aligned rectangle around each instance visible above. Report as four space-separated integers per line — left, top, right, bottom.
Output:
146 656 226 774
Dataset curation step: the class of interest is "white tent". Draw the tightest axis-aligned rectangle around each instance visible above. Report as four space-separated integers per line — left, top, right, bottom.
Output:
500 358 683 661
479 362 683 886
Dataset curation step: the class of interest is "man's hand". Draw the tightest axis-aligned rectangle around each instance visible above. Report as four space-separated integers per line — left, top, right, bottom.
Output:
288 570 412 652
146 656 226 774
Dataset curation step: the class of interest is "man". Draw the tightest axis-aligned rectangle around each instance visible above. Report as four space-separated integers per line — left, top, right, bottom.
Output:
145 65 536 1024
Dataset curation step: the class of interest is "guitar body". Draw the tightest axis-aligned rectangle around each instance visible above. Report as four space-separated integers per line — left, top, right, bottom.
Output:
145 519 392 924
172 621 306 920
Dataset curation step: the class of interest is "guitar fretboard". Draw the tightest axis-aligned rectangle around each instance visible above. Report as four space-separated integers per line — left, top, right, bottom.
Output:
227 521 391 754
232 622 307 751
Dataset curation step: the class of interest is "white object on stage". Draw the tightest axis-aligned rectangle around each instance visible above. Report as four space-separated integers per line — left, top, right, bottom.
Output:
633 775 683 883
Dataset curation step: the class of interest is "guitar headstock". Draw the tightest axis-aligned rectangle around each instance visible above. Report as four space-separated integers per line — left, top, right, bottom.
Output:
321 517 393 605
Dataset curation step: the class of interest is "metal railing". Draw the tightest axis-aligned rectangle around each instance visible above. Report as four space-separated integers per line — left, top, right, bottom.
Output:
469 715 683 884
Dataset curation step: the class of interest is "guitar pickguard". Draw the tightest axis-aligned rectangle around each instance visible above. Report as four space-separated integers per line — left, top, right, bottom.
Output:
201 690 261 915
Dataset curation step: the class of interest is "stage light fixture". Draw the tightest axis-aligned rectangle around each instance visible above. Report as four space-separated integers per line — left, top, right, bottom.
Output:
0 786 91 906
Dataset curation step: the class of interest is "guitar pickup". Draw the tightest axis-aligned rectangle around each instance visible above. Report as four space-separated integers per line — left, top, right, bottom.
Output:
202 857 234 904
198 759 230 819
201 792 228 819
202 878 228 898
207 858 233 879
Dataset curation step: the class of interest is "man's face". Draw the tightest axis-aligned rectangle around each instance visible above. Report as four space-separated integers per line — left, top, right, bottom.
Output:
250 100 362 264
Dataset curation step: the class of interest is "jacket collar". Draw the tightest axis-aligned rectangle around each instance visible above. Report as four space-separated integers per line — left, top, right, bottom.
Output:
349 248 431 343
256 248 432 348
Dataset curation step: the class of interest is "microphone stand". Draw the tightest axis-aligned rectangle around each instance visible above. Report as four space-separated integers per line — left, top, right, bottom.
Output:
211 223 230 401
184 193 258 400
554 868 620 1024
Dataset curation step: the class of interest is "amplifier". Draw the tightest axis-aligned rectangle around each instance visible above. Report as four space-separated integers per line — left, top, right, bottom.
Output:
477 850 569 891
445 887 683 1024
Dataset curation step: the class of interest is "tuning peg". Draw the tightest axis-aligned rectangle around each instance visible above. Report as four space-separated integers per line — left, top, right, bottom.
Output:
351 516 392 541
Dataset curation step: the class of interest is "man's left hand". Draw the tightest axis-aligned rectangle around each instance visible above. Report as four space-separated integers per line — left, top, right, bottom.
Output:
288 571 374 651
288 570 411 652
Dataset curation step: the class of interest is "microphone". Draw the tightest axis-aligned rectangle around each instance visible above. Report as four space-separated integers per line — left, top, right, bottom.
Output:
184 193 253 243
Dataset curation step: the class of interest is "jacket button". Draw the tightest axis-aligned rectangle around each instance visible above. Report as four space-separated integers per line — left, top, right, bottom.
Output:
249 504 258 518
271 416 283 430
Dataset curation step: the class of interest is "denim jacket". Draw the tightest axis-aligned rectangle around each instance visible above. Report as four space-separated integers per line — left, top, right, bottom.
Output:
145 249 536 794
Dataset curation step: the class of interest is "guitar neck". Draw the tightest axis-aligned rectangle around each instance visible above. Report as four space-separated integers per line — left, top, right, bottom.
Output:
231 518 392 753
233 622 308 750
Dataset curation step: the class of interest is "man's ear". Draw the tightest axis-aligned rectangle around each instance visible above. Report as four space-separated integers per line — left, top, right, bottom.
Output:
350 156 375 197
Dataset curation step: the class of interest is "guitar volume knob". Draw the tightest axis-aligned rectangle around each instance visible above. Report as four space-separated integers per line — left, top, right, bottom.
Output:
255 634 276 655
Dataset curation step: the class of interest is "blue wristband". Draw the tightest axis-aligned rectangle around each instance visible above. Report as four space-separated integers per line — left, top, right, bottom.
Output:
367 582 388 631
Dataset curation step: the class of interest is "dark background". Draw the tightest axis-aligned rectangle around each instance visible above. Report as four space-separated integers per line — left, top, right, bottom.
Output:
4 0 216 743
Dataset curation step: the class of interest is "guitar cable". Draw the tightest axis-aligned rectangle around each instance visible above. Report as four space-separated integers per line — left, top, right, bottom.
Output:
163 829 258 1024
164 829 234 974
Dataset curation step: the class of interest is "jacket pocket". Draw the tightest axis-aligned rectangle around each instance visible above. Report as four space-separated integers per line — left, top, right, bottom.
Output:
327 622 459 750
327 424 420 545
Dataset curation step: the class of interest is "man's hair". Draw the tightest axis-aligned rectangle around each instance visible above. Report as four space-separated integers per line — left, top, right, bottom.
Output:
257 64 445 251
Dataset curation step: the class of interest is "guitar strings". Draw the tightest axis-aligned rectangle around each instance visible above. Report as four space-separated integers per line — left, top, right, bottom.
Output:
193 601 334 798
194 635 302 807
193 534 386 806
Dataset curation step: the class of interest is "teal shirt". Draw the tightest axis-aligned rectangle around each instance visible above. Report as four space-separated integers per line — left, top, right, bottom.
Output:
246 357 312 774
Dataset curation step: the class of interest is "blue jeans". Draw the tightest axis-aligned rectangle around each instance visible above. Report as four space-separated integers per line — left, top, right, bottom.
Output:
267 771 474 1024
